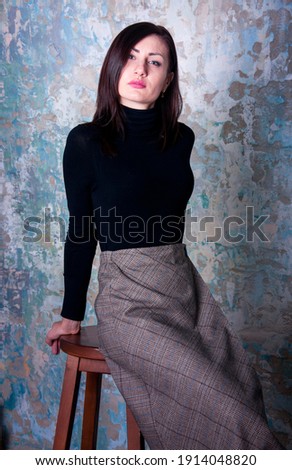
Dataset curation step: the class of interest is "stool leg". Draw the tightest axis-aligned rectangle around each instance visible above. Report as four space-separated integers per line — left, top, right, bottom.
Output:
53 355 81 450
81 372 102 450
126 406 144 450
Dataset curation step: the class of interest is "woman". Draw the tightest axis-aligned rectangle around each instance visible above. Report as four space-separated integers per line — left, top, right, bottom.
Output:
46 22 283 450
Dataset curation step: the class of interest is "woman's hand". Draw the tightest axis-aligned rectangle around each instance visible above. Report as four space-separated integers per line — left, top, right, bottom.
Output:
45 318 81 355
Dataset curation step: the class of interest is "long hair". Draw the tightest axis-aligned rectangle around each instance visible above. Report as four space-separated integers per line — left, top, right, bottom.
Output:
92 22 183 155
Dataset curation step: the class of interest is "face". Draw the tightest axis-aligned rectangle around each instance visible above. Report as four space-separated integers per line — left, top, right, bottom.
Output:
118 34 174 110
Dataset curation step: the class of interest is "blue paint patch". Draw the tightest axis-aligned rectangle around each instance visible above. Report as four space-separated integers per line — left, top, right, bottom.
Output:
267 95 285 105
199 192 210 209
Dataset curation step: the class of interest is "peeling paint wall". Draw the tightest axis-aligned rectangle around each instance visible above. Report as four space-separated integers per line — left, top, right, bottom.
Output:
1 0 291 450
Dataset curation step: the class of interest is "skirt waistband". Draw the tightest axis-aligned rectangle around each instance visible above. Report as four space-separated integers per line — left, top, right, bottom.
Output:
100 243 187 262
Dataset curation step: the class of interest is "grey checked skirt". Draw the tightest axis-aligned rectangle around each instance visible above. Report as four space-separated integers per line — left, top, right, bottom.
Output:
94 244 282 450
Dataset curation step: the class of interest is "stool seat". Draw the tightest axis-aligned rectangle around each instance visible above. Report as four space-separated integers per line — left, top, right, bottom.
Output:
53 325 144 450
59 326 111 366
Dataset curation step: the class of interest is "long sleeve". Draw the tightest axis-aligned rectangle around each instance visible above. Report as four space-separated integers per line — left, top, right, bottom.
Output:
60 125 97 321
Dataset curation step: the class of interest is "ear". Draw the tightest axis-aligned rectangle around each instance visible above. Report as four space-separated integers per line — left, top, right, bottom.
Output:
163 72 174 93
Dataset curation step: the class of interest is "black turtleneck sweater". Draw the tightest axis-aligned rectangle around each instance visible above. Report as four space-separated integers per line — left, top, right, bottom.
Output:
61 106 195 320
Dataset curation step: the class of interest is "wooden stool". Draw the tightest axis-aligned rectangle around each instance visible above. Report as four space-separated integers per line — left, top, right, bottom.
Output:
53 325 144 450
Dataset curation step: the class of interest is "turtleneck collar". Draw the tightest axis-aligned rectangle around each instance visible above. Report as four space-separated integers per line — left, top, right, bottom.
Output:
122 105 160 137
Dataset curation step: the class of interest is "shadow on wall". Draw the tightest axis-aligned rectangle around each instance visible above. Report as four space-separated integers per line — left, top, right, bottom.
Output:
0 405 9 450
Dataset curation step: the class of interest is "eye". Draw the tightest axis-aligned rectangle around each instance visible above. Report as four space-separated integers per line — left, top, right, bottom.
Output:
128 53 135 60
148 60 161 67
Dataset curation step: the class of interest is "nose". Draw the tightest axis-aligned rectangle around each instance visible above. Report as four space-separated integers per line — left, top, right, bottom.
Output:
135 61 147 77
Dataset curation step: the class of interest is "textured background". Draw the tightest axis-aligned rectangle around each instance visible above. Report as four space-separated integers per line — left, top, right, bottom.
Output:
1 0 291 450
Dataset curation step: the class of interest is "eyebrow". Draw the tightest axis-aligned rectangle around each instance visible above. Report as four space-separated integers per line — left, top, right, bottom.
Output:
131 47 165 58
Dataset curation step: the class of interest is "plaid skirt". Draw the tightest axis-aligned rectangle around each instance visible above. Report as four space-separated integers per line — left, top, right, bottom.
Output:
94 244 282 450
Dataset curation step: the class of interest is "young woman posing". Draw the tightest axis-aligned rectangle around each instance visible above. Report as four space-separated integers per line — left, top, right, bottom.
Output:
46 22 283 450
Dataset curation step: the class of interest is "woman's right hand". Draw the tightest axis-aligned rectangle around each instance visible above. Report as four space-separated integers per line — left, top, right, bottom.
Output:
45 318 81 355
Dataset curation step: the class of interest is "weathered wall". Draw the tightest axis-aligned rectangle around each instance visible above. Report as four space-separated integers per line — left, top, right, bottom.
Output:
1 0 291 449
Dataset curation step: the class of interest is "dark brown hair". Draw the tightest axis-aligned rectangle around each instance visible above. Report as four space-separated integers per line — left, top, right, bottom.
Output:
92 22 183 155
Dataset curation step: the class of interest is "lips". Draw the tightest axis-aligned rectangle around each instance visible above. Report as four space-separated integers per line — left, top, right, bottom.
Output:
128 80 146 89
